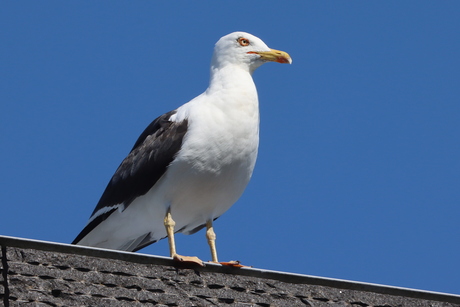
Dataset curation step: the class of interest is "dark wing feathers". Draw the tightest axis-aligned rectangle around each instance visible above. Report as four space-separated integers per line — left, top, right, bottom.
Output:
72 109 188 245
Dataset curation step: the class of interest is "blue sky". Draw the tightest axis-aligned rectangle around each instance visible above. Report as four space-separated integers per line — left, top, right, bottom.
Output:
2 1 460 295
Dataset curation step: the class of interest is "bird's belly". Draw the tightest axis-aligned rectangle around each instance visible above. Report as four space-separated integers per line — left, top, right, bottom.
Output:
163 149 256 234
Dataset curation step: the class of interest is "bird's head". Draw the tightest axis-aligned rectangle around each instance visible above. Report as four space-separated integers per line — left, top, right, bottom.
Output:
211 31 292 73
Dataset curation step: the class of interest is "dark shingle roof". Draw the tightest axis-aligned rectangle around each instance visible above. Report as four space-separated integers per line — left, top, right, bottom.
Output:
1 235 459 306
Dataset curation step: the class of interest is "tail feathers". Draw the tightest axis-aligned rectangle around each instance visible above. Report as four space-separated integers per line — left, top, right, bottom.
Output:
73 231 158 252
72 207 118 245
121 232 154 252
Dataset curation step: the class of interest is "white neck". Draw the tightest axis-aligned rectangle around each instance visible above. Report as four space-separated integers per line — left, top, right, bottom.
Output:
206 64 257 99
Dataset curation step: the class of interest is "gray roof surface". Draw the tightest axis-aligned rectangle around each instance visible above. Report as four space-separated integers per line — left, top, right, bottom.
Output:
1 235 459 306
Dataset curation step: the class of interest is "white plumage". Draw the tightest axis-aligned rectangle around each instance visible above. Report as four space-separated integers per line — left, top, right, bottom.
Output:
73 32 291 264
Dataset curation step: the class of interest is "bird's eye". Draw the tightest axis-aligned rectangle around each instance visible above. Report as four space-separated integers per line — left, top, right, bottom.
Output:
238 37 250 46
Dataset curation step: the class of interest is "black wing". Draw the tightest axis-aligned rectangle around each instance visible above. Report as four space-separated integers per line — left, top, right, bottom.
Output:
72 109 188 244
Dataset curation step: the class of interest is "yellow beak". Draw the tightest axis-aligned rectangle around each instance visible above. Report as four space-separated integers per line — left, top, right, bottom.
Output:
248 49 292 64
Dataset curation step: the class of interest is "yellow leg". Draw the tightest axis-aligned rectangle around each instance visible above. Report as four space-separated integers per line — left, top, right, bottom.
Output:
164 211 177 257
163 210 204 266
206 220 218 263
206 220 250 268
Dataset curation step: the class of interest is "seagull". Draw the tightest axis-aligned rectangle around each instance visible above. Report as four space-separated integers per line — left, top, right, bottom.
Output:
72 31 291 265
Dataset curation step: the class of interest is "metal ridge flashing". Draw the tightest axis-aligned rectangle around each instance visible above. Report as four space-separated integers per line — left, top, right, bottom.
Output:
1 234 459 304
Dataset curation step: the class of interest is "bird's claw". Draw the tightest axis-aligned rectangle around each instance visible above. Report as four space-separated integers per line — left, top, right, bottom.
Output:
172 254 204 266
215 260 251 268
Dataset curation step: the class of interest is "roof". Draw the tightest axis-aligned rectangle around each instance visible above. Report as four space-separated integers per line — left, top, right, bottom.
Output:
1 235 459 306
